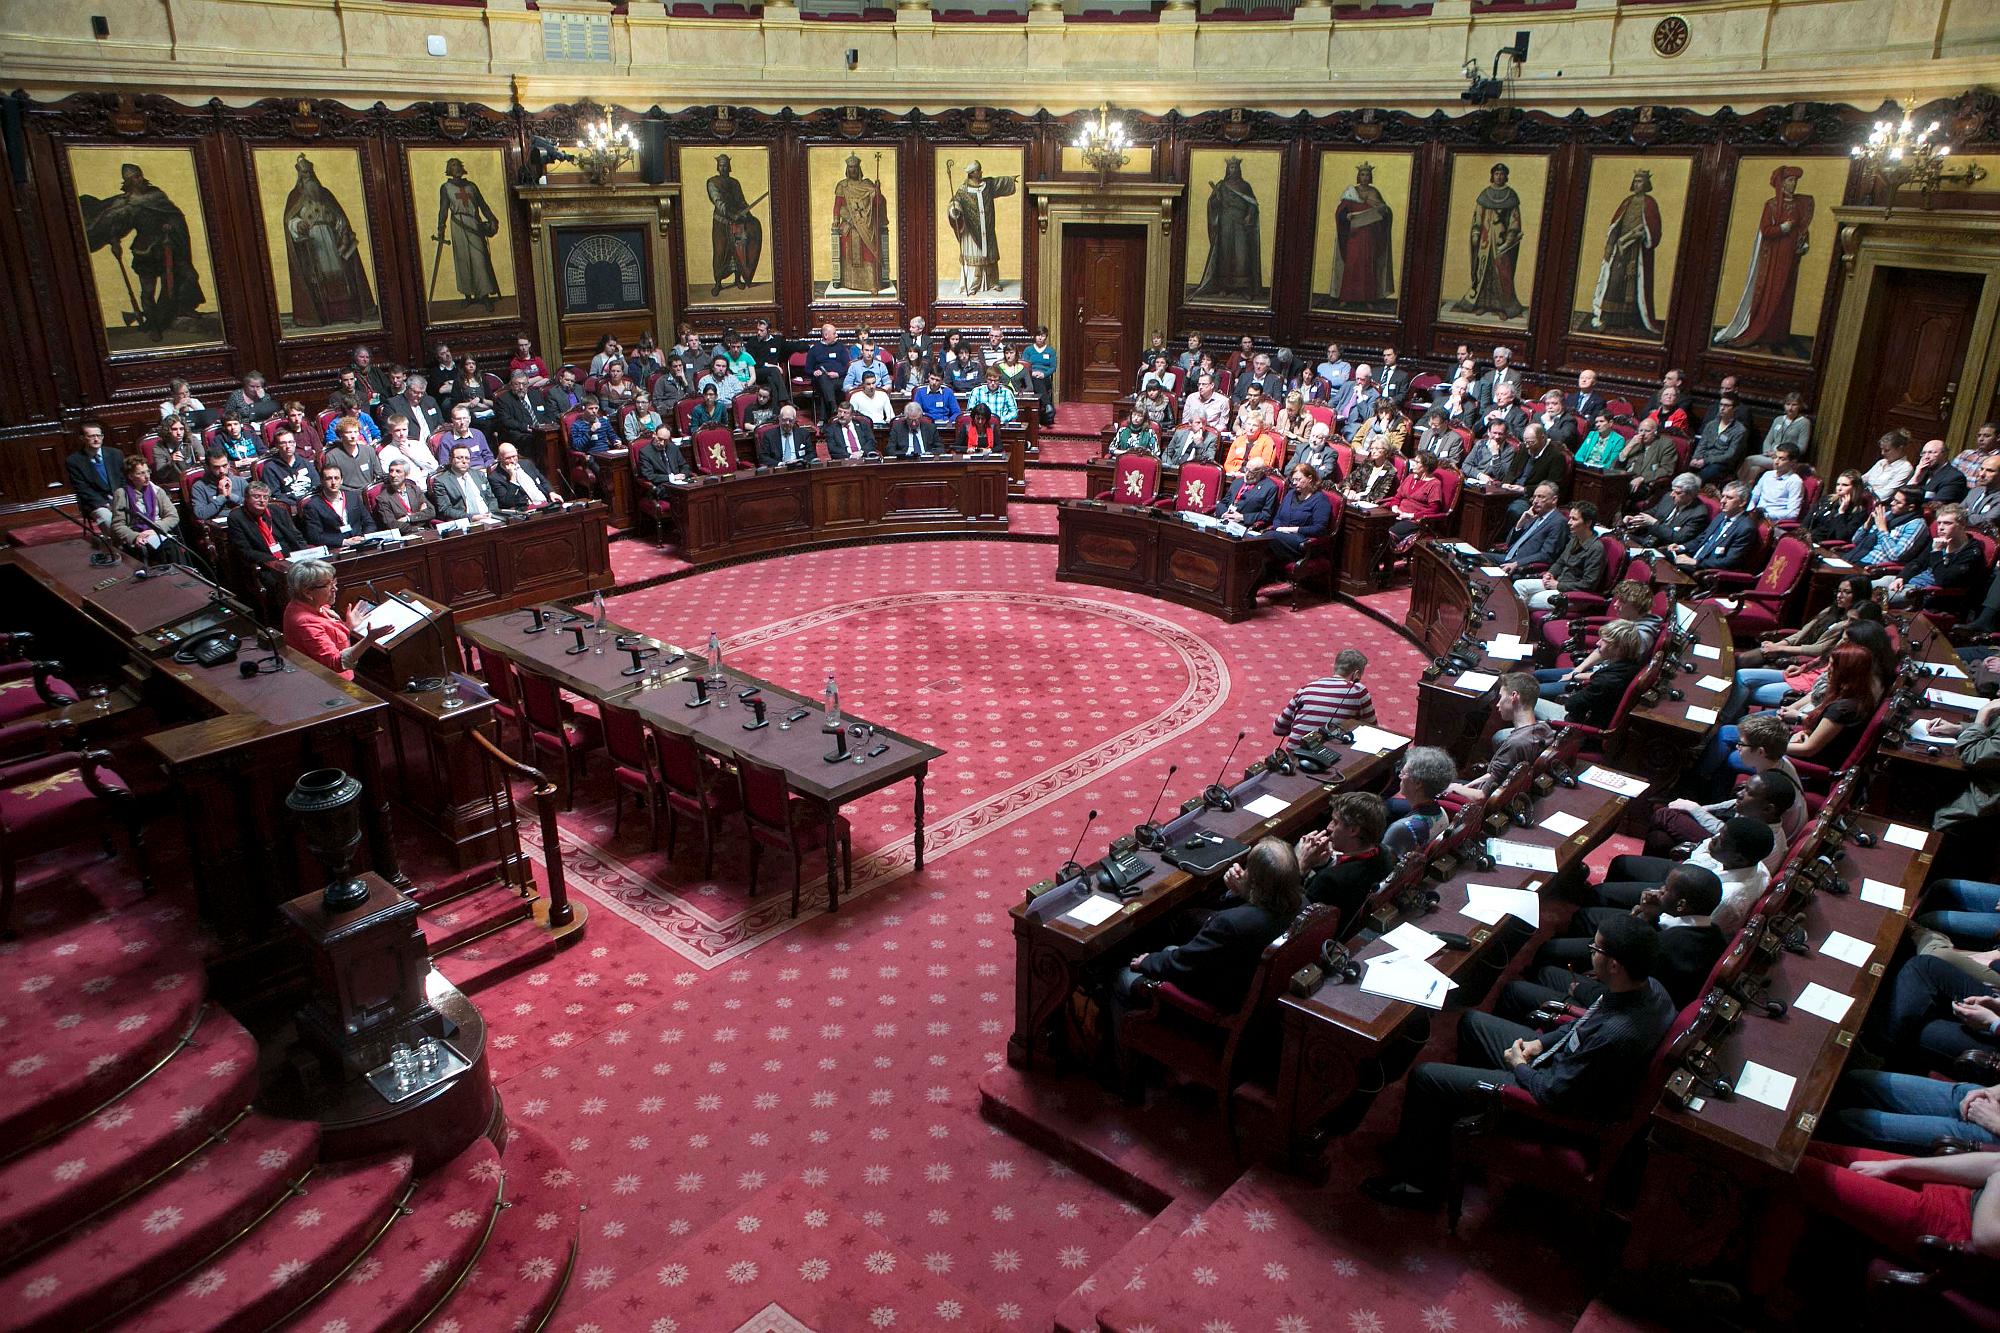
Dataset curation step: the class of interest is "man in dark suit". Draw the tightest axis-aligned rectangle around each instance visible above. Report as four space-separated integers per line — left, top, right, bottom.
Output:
490 442 563 511
1215 461 1281 529
226 481 306 591
1475 347 1524 411
635 425 688 492
896 315 931 364
1229 352 1285 406
1480 382 1529 440
1623 473 1710 549
1499 424 1568 525
1374 348 1412 409
384 375 446 443
65 421 124 529
1886 504 1988 607
1567 369 1607 424
888 404 940 459
1689 395 1748 484
432 443 501 520
1531 390 1580 454
1331 367 1380 433
1113 838 1301 1020
1911 437 1972 506
495 371 560 445
300 462 376 548
756 407 817 467
1489 483 1568 573
805 323 852 422
1671 480 1756 571
823 404 875 461
372 458 436 532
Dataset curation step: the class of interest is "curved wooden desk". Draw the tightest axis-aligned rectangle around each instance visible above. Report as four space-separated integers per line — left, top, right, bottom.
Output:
1054 500 1273 622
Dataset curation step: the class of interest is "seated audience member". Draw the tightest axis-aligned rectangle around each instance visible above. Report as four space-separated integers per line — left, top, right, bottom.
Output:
1315 341 1351 391
1535 581 1661 707
1235 352 1286 407
1110 407 1158 457
190 449 247 522
1170 374 1229 465
1881 502 1986 606
961 404 1001 455
1851 486 1928 568
1597 813 1777 935
1215 460 1280 529
1383 747 1456 855
321 415 382 491
650 356 693 414
1573 411 1628 471
1537 865 1727 1009
1497 422 1564 523
108 456 180 562
1668 480 1756 571
914 370 961 428
375 415 439 492
1442 674 1552 804
1433 375 1481 431
1331 366 1382 434
1689 394 1747 483
842 336 892 394
1568 368 1606 421
227 481 305 590
742 386 779 432
1109 838 1302 1027
1137 352 1175 395
226 371 280 425
1266 465 1335 565
1912 876 2000 971
495 371 558 445
1133 383 1174 433
257 427 317 506
1879 951 2000 1067
757 407 816 467
1479 381 1528 442
1475 347 1523 411
1910 436 1970 506
282 559 388 680
590 335 626 378
687 385 730 435
1347 394 1409 461
824 404 875 461
1363 912 1675 1210
490 442 562 510
1956 419 2000 482
1293 421 1344 486
1222 408 1283 478
328 390 381 445
1827 1067 2000 1153
1383 450 1449 561
1644 383 1690 436
997 345 1032 397
1273 648 1376 744
1488 483 1567 573
1513 503 1606 613
1459 420 1516 487
213 413 262 464
443 359 499 430
889 403 940 460
850 373 894 426
1804 468 1872 546
159 377 207 429
1532 389 1579 453
66 422 123 530
148 415 197 484
1863 429 1916 502
1749 392 1811 473
1412 409 1464 468
1747 442 1806 521
945 347 984 394
568 397 621 456
508 335 551 389
439 404 495 470
1622 472 1709 549
373 458 435 532
1551 620 1646 729
1296 792 1391 930
1273 391 1315 452
1619 419 1682 500
1646 752 1801 863
1024 327 1057 425
301 461 375 548
432 444 500 521
388 376 445 442
805 324 851 419
1735 573 1874 684
1342 436 1398 506
636 424 689 490
1965 455 2000 532
1233 384 1271 438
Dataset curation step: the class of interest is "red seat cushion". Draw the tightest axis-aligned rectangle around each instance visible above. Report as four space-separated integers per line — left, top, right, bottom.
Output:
0 766 127 840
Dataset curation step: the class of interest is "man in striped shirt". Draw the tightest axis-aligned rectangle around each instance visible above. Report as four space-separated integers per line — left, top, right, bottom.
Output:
1273 649 1377 744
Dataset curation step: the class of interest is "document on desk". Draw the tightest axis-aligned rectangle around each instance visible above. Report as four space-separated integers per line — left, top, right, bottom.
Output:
1450 543 1481 557
1455 671 1500 692
1692 643 1723 660
1736 1061 1797 1112
1859 879 1907 911
1794 982 1855 1024
1539 810 1587 838
359 596 428 645
1464 883 1541 928
1694 675 1731 693
1358 953 1454 1009
1244 793 1290 819
1479 566 1509 578
1881 822 1929 851
1820 556 1853 569
1380 922 1446 962
1927 662 1969 679
1684 704 1720 725
1927 688 1981 711
1819 931 1875 967
1060 894 1123 928
1486 642 1535 661
1487 839 1558 873
1577 766 1650 798
1347 725 1409 755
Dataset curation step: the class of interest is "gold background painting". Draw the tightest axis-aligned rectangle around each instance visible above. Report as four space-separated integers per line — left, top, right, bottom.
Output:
406 146 518 324
1568 154 1693 341
1183 147 1281 308
1707 154 1850 360
681 144 775 309
933 145 1025 304
69 145 224 354
1059 145 1153 176
807 144 899 300
1434 152 1551 332
251 147 382 337
1309 150 1412 317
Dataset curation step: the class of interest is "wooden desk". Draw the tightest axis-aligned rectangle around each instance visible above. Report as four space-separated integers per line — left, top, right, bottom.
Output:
1264 774 1631 1172
1873 617 1981 823
1336 502 1395 597
1455 480 1513 549
1084 457 1179 508
1408 542 1533 768
1054 501 1273 623
1006 738 1406 1070
661 457 1008 567
323 502 613 621
1570 465 1634 519
591 448 637 529
1618 602 1735 798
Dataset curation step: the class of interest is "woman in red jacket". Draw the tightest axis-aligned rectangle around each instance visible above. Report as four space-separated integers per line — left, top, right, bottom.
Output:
282 560 388 679
1383 450 1451 568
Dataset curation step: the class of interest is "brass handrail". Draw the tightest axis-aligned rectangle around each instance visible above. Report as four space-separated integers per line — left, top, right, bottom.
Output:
467 728 574 929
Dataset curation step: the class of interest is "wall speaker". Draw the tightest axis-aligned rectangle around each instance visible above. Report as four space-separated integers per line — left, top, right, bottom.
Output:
637 119 668 185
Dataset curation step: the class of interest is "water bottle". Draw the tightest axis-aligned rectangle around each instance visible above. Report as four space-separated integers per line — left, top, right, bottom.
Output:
823 672 841 731
592 590 608 635
706 631 725 685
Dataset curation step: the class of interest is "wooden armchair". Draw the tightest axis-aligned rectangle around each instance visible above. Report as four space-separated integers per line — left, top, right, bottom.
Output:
0 747 149 936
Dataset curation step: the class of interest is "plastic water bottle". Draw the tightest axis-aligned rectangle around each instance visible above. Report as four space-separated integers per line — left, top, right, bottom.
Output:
706 630 724 680
823 672 841 730
592 590 608 634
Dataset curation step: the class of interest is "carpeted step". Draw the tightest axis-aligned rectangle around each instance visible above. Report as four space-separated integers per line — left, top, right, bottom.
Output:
418 881 536 956
1053 1196 1199 1333
117 1150 414 1333
1 1113 319 1332
273 1134 501 1333
1026 468 1089 500
0 1004 258 1266
426 1123 580 1333
406 861 509 909
431 911 568 995
1007 504 1060 538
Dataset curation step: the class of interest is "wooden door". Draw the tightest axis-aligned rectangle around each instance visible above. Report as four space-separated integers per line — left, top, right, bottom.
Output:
1837 267 1983 473
1060 225 1146 404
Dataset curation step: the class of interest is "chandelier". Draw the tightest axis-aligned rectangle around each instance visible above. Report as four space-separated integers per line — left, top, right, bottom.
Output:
1852 96 1987 208
1072 104 1131 181
574 109 640 186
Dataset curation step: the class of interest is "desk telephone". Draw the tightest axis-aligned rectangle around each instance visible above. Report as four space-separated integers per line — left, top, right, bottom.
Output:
173 631 241 668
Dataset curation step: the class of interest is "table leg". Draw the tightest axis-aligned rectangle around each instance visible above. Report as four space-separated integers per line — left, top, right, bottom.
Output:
1007 926 1078 1069
914 764 927 871
826 805 841 912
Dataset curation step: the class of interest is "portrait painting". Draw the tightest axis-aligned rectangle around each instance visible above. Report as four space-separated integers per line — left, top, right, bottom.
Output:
69 145 224 354
251 146 382 338
681 143 775 309
1435 152 1551 332
1183 147 1281 309
1567 154 1693 343
1708 155 1849 361
1309 150 1412 318
807 144 898 302
933 145 1025 304
405 146 519 325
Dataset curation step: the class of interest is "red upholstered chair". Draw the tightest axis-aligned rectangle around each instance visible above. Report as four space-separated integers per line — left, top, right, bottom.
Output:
787 351 811 402
1791 696 1894 797
1213 368 1233 397
517 669 603 809
1905 529 1997 630
735 755 850 918
0 637 78 726
1562 663 1661 764
261 418 285 449
1406 372 1441 408
1606 398 1636 419
674 397 700 435
1698 515 1773 597
650 724 740 877
600 703 660 845
1276 492 1344 610
1122 902 1348 1157
1304 404 1337 433
1335 442 1355 477
1720 533 1812 638
1097 452 1161 505
1163 462 1224 516
0 747 147 936
692 427 747 476
464 642 525 760
1776 473 1822 532
730 391 761 430
316 409 341 440
1546 533 1628 622
363 481 384 511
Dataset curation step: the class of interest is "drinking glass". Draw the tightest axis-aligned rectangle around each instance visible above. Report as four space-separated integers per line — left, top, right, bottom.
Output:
849 722 873 762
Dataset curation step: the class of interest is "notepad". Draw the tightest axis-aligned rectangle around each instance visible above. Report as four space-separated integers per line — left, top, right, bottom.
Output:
1882 823 1929 850
1358 953 1454 1009
1684 705 1720 725
1695 675 1731 693
1488 840 1558 873
1380 922 1447 962
1819 556 1853 569
1928 662 1970 680
1539 810 1588 838
1450 543 1482 557
1692 643 1723 660
1578 766 1650 798
1464 883 1540 928
1456 671 1500 692
1244 793 1290 819
1487 642 1535 661
1928 688 1982 711
1736 1061 1797 1111
1348 725 1409 755
1060 895 1123 928
1480 566 1509 578
1860 879 1907 911
1819 931 1875 967
1794 983 1856 1024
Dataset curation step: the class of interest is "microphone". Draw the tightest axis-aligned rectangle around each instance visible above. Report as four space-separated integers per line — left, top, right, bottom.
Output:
1134 765 1178 851
1202 730 1248 811
1058 808 1099 885
52 499 123 567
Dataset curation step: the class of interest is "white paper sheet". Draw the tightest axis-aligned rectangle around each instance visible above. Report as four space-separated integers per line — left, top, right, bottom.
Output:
1450 542 1481 556
359 595 428 646
1456 671 1500 692
1244 793 1290 819
1909 718 1948 744
1540 810 1588 838
1793 982 1856 1024
1492 633 1523 647
1882 823 1929 851
1358 953 1454 1009
1060 895 1122 928
1479 566 1509 578
1820 556 1853 569
1684 704 1720 725
1348 725 1409 755
1693 643 1723 660
1928 688 1981 712
1736 1061 1798 1111
1859 879 1907 911
1819 931 1875 967
1464 883 1541 928
1488 839 1559 873
1487 643 1535 661
1578 766 1650 797
1380 922 1446 961
1695 675 1731 692
1927 662 1969 680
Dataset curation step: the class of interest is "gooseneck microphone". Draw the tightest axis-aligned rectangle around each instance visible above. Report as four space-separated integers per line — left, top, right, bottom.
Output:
1134 765 1178 851
1058 808 1100 885
1202 730 1248 812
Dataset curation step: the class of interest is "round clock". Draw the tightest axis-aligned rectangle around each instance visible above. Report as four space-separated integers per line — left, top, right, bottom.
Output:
1652 15 1691 58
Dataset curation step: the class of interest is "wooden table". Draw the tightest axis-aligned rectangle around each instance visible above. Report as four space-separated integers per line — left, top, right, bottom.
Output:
1408 541 1534 767
322 502 613 621
1455 479 1514 549
1054 501 1273 622
1336 502 1395 597
660 457 1008 566
1570 465 1634 519
1872 615 1982 823
1617 600 1736 799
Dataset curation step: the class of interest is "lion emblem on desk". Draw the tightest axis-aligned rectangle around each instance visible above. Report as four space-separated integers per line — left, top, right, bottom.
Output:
1183 478 1207 510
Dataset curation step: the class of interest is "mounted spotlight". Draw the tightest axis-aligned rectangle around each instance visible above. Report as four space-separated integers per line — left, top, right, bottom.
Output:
1462 30 1531 105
